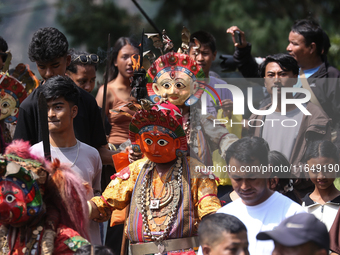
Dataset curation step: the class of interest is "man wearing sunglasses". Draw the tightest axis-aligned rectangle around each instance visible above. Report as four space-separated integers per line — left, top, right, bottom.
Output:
0 36 8 71
13 27 117 165
66 49 99 93
66 48 112 137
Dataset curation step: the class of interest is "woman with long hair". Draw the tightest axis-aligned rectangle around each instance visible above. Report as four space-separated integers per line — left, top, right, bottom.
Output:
96 37 139 147
302 140 340 231
95 37 139 255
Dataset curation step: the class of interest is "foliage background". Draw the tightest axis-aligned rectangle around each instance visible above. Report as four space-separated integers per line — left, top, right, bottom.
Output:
1 0 340 77
56 0 340 73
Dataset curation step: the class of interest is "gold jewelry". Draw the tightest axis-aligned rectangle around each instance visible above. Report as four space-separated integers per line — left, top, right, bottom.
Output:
22 223 44 254
149 167 173 210
139 157 183 242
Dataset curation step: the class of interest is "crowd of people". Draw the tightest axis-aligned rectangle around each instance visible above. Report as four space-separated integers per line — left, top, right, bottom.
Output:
0 16 339 255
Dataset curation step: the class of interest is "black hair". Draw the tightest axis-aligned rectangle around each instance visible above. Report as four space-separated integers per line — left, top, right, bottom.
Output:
0 36 8 62
225 136 269 166
321 31 331 63
268 151 302 204
304 140 339 163
198 213 247 246
106 37 139 81
322 31 331 56
189 31 216 53
28 27 68 63
74 244 114 255
0 36 8 53
67 48 98 73
259 53 299 78
268 150 290 177
41 75 79 106
291 19 324 57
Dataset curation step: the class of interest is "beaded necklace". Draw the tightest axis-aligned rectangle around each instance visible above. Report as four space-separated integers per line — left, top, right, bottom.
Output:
139 157 183 254
149 167 173 210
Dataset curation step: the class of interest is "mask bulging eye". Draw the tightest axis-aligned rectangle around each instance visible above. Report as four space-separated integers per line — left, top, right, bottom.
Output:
175 82 186 89
6 194 16 203
162 83 171 89
2 101 10 108
157 139 169 146
144 138 153 145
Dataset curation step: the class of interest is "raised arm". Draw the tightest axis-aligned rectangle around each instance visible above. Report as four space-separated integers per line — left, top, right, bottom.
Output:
226 26 261 79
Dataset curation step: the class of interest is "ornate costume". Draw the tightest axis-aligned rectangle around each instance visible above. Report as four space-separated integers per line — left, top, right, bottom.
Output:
91 104 221 254
146 52 238 167
0 140 90 254
9 64 39 95
0 73 28 145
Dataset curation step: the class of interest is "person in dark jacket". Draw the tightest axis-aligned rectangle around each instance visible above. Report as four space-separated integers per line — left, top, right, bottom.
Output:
227 20 340 148
248 53 331 166
0 36 8 71
248 53 331 197
13 27 115 165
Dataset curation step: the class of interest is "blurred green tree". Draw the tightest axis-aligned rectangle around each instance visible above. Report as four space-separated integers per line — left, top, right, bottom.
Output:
150 0 340 68
56 0 143 55
56 0 340 69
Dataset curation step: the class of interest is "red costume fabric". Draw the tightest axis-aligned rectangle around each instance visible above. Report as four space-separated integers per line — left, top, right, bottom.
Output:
10 224 89 255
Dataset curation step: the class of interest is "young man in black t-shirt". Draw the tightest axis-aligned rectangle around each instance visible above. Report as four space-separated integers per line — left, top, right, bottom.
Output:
13 27 114 164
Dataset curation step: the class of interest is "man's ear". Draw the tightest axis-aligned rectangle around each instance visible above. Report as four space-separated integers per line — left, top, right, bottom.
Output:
66 54 71 67
309 42 317 55
71 105 78 119
202 245 212 255
269 177 279 190
212 50 217 61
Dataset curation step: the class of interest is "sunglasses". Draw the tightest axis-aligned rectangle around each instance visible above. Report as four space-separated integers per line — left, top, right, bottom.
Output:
0 52 8 62
73 54 99 64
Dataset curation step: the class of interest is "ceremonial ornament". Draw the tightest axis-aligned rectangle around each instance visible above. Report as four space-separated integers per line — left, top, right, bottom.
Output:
138 157 183 243
177 26 191 55
145 33 164 54
0 140 90 254
146 52 205 106
0 159 44 226
162 29 174 53
129 102 187 159
128 102 189 252
0 73 27 123
9 64 39 95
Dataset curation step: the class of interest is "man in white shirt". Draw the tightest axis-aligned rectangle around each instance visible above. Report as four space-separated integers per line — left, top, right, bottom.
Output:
218 137 304 255
30 75 102 244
